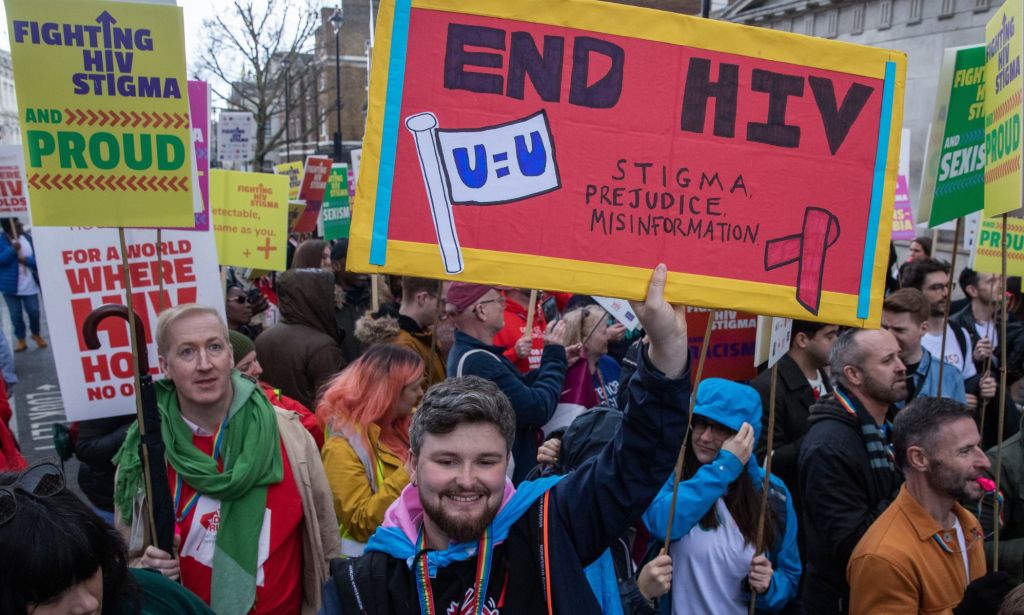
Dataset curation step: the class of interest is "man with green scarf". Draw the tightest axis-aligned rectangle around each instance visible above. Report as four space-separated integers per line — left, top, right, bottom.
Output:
113 304 340 615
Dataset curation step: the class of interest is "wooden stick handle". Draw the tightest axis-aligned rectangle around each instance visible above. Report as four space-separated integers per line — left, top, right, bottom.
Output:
524 289 539 335
994 213 1009 571
749 361 779 615
663 310 715 551
118 228 159 550
936 217 963 398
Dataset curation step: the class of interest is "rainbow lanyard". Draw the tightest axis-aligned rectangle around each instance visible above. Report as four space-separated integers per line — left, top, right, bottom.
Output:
414 525 493 615
172 414 229 523
594 368 608 404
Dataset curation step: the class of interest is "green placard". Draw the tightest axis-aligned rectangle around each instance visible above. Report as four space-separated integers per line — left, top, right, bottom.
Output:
322 163 351 240
920 45 986 227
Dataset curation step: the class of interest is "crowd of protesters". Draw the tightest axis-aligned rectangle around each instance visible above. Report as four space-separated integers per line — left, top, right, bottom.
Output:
6 232 1024 614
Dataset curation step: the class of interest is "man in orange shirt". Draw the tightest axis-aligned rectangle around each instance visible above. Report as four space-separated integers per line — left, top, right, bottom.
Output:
847 397 987 614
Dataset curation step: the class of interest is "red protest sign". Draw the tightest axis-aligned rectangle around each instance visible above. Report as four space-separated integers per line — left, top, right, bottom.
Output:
293 155 333 232
349 0 906 327
299 156 332 202
687 309 758 385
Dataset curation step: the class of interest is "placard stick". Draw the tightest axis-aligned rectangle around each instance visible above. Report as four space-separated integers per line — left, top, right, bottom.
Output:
430 279 444 357
663 310 716 551
524 289 539 335
980 319 994 439
994 213 1009 571
936 217 963 397
371 273 380 312
154 229 164 311
748 361 779 615
117 228 158 547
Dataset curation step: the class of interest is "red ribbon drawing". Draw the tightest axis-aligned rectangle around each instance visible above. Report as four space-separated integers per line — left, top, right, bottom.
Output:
764 207 841 316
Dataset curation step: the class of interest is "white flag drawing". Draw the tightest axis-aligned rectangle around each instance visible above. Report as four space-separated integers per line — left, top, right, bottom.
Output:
406 111 560 273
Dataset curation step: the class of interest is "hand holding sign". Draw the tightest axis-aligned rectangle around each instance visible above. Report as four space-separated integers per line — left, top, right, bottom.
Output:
631 264 688 379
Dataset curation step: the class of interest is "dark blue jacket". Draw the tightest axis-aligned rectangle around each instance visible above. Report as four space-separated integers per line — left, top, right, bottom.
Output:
319 348 692 615
447 329 567 483
0 234 20 295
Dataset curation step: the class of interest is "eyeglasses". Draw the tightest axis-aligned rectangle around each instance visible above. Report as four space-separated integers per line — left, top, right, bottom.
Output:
691 417 734 441
476 296 506 309
0 460 65 526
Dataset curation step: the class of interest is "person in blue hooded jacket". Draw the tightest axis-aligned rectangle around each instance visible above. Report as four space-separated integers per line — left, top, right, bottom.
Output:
643 379 801 614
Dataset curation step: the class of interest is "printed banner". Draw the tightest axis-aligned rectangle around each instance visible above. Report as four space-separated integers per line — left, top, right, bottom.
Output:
349 0 906 328
920 45 986 227
217 111 256 164
274 160 303 200
972 214 1024 275
0 145 29 216
687 309 758 384
323 163 351 240
985 5 1023 218
892 128 914 239
292 155 333 233
298 155 332 202
210 170 289 270
34 226 224 421
754 315 793 369
188 80 210 230
5 0 195 227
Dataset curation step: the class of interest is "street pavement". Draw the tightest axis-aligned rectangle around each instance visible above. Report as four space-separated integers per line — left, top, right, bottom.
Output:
6 295 81 492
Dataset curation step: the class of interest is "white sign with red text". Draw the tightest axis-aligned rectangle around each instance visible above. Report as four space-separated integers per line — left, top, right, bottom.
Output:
0 145 29 216
35 226 224 421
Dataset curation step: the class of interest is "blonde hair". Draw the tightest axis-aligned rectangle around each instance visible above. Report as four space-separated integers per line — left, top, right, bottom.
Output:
155 304 228 355
561 306 608 347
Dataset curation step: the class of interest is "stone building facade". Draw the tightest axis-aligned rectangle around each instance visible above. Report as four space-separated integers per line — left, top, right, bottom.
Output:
0 50 20 145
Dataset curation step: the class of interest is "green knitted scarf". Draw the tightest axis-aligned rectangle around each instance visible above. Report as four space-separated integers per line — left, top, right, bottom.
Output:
113 372 283 615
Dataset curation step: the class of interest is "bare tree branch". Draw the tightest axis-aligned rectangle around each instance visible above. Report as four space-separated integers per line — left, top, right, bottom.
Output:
194 0 331 167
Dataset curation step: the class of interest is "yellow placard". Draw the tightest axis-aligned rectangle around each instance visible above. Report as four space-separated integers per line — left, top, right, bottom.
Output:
972 215 1024 275
6 0 194 227
274 161 303 200
210 170 288 271
984 1 1024 217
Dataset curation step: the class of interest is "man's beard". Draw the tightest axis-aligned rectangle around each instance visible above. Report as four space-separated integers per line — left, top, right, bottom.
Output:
421 488 502 543
928 458 982 500
862 371 906 404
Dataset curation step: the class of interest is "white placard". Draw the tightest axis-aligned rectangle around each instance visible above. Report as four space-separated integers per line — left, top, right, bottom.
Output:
217 111 256 163
0 145 29 217
593 296 640 332
35 226 225 421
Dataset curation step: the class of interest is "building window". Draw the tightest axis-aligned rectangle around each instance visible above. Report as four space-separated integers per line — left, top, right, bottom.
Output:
939 0 956 18
825 9 838 38
974 0 989 11
804 14 815 36
879 0 893 30
909 0 923 23
852 4 865 34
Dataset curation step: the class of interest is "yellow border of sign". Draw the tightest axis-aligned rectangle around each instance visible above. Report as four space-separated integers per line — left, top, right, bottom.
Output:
349 0 906 328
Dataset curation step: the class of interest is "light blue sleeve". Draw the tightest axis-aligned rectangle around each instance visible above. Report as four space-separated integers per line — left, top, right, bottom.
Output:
757 477 802 613
0 330 15 387
643 450 744 541
946 369 966 404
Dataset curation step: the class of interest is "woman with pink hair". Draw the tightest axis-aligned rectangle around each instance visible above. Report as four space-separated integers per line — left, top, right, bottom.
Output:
318 344 425 556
